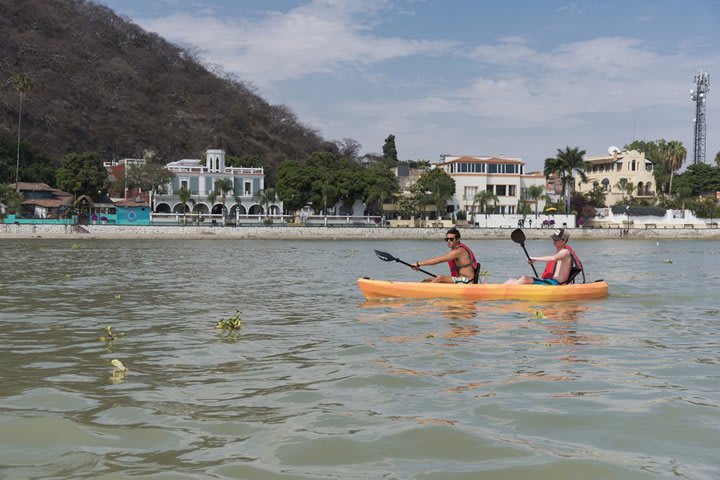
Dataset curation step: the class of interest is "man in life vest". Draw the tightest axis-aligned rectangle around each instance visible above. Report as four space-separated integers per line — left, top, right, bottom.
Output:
411 227 479 283
504 228 582 285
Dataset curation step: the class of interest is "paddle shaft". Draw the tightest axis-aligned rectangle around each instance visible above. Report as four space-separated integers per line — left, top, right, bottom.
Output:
399 258 437 278
520 242 540 277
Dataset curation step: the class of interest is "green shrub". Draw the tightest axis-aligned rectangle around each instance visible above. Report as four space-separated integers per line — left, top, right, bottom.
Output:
610 205 667 217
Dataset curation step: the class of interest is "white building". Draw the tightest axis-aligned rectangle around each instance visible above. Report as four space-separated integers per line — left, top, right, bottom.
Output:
154 149 282 219
435 155 547 217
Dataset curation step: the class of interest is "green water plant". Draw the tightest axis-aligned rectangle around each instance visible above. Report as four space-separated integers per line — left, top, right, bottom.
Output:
215 310 243 331
99 325 125 342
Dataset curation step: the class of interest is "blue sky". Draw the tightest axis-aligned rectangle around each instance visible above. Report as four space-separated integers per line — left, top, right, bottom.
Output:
96 0 720 171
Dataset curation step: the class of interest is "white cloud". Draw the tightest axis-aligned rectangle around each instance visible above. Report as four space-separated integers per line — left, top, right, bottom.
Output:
137 0 456 87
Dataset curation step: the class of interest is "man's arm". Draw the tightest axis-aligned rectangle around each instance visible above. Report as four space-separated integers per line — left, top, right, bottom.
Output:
530 249 570 263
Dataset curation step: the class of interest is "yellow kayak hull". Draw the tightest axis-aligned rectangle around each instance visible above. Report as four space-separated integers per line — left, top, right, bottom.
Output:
357 278 609 302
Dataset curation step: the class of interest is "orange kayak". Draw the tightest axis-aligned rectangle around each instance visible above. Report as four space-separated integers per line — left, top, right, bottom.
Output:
357 278 609 302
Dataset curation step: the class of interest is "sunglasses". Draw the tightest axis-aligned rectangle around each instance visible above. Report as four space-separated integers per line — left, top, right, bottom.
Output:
444 237 457 242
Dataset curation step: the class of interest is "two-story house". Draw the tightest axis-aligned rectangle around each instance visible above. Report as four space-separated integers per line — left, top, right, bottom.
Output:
576 148 655 205
434 155 547 218
153 149 282 220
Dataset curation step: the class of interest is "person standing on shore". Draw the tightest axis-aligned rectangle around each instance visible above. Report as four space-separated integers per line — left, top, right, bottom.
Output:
411 227 479 283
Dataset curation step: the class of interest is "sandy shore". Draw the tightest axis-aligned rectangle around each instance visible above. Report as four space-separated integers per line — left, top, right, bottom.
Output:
1 223 719 240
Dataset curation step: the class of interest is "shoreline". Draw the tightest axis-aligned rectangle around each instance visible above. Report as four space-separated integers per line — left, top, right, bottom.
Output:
2 224 720 240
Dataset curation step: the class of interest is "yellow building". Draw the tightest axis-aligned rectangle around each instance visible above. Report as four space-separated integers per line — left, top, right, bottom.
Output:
576 149 656 205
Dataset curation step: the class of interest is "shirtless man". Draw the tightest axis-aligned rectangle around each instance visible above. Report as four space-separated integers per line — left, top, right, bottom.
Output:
411 228 478 284
504 228 576 285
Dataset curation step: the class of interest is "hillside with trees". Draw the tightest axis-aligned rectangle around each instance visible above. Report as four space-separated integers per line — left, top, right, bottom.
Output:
0 0 334 183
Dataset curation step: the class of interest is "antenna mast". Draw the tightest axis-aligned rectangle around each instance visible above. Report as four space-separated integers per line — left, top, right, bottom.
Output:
690 69 710 164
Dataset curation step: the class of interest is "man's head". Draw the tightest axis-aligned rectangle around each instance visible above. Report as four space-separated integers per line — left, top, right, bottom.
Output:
445 227 460 246
550 228 570 243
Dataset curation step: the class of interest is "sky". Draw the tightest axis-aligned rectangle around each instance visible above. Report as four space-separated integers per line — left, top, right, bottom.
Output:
95 0 720 172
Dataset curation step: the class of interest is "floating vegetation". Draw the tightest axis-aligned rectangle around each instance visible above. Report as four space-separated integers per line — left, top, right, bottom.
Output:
71 243 81 249
99 325 125 342
111 358 127 372
662 259 673 264
110 359 128 383
215 310 243 331
114 294 121 300
64 273 73 279
533 310 545 319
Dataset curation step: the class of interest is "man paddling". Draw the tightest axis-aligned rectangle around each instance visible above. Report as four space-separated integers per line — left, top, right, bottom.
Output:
504 228 581 285
411 228 478 283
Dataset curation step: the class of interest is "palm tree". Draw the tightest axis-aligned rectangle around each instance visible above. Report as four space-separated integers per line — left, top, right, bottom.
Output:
544 146 588 214
12 73 33 192
254 188 277 219
525 185 545 218
663 140 687 195
472 190 499 223
615 178 636 202
214 178 234 224
177 186 194 225
206 191 217 219
0 183 23 216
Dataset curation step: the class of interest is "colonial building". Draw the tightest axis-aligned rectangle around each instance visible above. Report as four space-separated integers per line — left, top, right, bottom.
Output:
434 155 547 217
154 149 282 219
576 149 655 206
10 182 73 218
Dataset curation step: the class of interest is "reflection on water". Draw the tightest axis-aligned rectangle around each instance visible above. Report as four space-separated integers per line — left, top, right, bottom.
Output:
1 238 719 479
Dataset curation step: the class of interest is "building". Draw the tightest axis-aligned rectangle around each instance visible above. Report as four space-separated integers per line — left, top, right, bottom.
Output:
10 182 73 219
577 149 655 206
153 149 282 220
434 155 547 218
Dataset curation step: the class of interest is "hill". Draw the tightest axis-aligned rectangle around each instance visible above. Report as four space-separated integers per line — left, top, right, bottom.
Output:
0 0 335 180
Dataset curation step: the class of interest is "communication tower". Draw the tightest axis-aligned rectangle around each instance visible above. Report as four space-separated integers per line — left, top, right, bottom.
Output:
690 69 710 164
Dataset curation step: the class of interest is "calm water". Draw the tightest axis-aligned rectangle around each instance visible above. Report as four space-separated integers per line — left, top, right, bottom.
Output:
0 237 719 479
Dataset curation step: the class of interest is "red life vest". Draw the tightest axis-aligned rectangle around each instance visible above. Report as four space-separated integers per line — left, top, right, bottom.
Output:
542 245 583 282
448 243 478 277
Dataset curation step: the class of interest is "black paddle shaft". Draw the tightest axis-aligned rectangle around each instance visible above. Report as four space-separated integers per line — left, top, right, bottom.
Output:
374 250 437 278
511 229 539 277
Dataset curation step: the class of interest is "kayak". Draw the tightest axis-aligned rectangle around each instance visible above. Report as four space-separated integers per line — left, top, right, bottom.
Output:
357 278 609 302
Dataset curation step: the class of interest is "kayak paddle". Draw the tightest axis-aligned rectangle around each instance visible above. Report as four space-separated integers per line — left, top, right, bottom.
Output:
374 250 437 278
510 229 539 277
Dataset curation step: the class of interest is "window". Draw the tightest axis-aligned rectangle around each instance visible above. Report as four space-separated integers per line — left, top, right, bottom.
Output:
495 185 507 196
488 164 498 174
508 185 516 196
180 180 189 190
464 186 477 201
244 181 252 195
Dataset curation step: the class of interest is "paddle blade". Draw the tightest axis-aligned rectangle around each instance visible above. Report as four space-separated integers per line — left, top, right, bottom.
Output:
374 250 396 262
511 228 526 244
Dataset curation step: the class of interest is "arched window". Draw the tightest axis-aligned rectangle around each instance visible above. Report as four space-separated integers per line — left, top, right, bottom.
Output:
601 178 610 192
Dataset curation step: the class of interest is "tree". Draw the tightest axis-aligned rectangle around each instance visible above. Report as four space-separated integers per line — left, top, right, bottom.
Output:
363 163 399 216
177 186 194 224
525 185 545 218
0 183 23 214
614 178 636 203
382 134 398 165
661 140 687 195
12 73 33 191
395 181 424 220
472 189 499 223
55 152 109 200
715 151 720 167
123 162 175 195
415 168 455 219
253 188 277 219
214 177 234 224
544 146 588 214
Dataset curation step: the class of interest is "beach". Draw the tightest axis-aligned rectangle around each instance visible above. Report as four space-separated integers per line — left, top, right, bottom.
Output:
2 223 719 240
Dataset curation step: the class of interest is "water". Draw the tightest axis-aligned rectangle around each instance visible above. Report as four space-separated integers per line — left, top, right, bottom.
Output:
0 238 719 479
